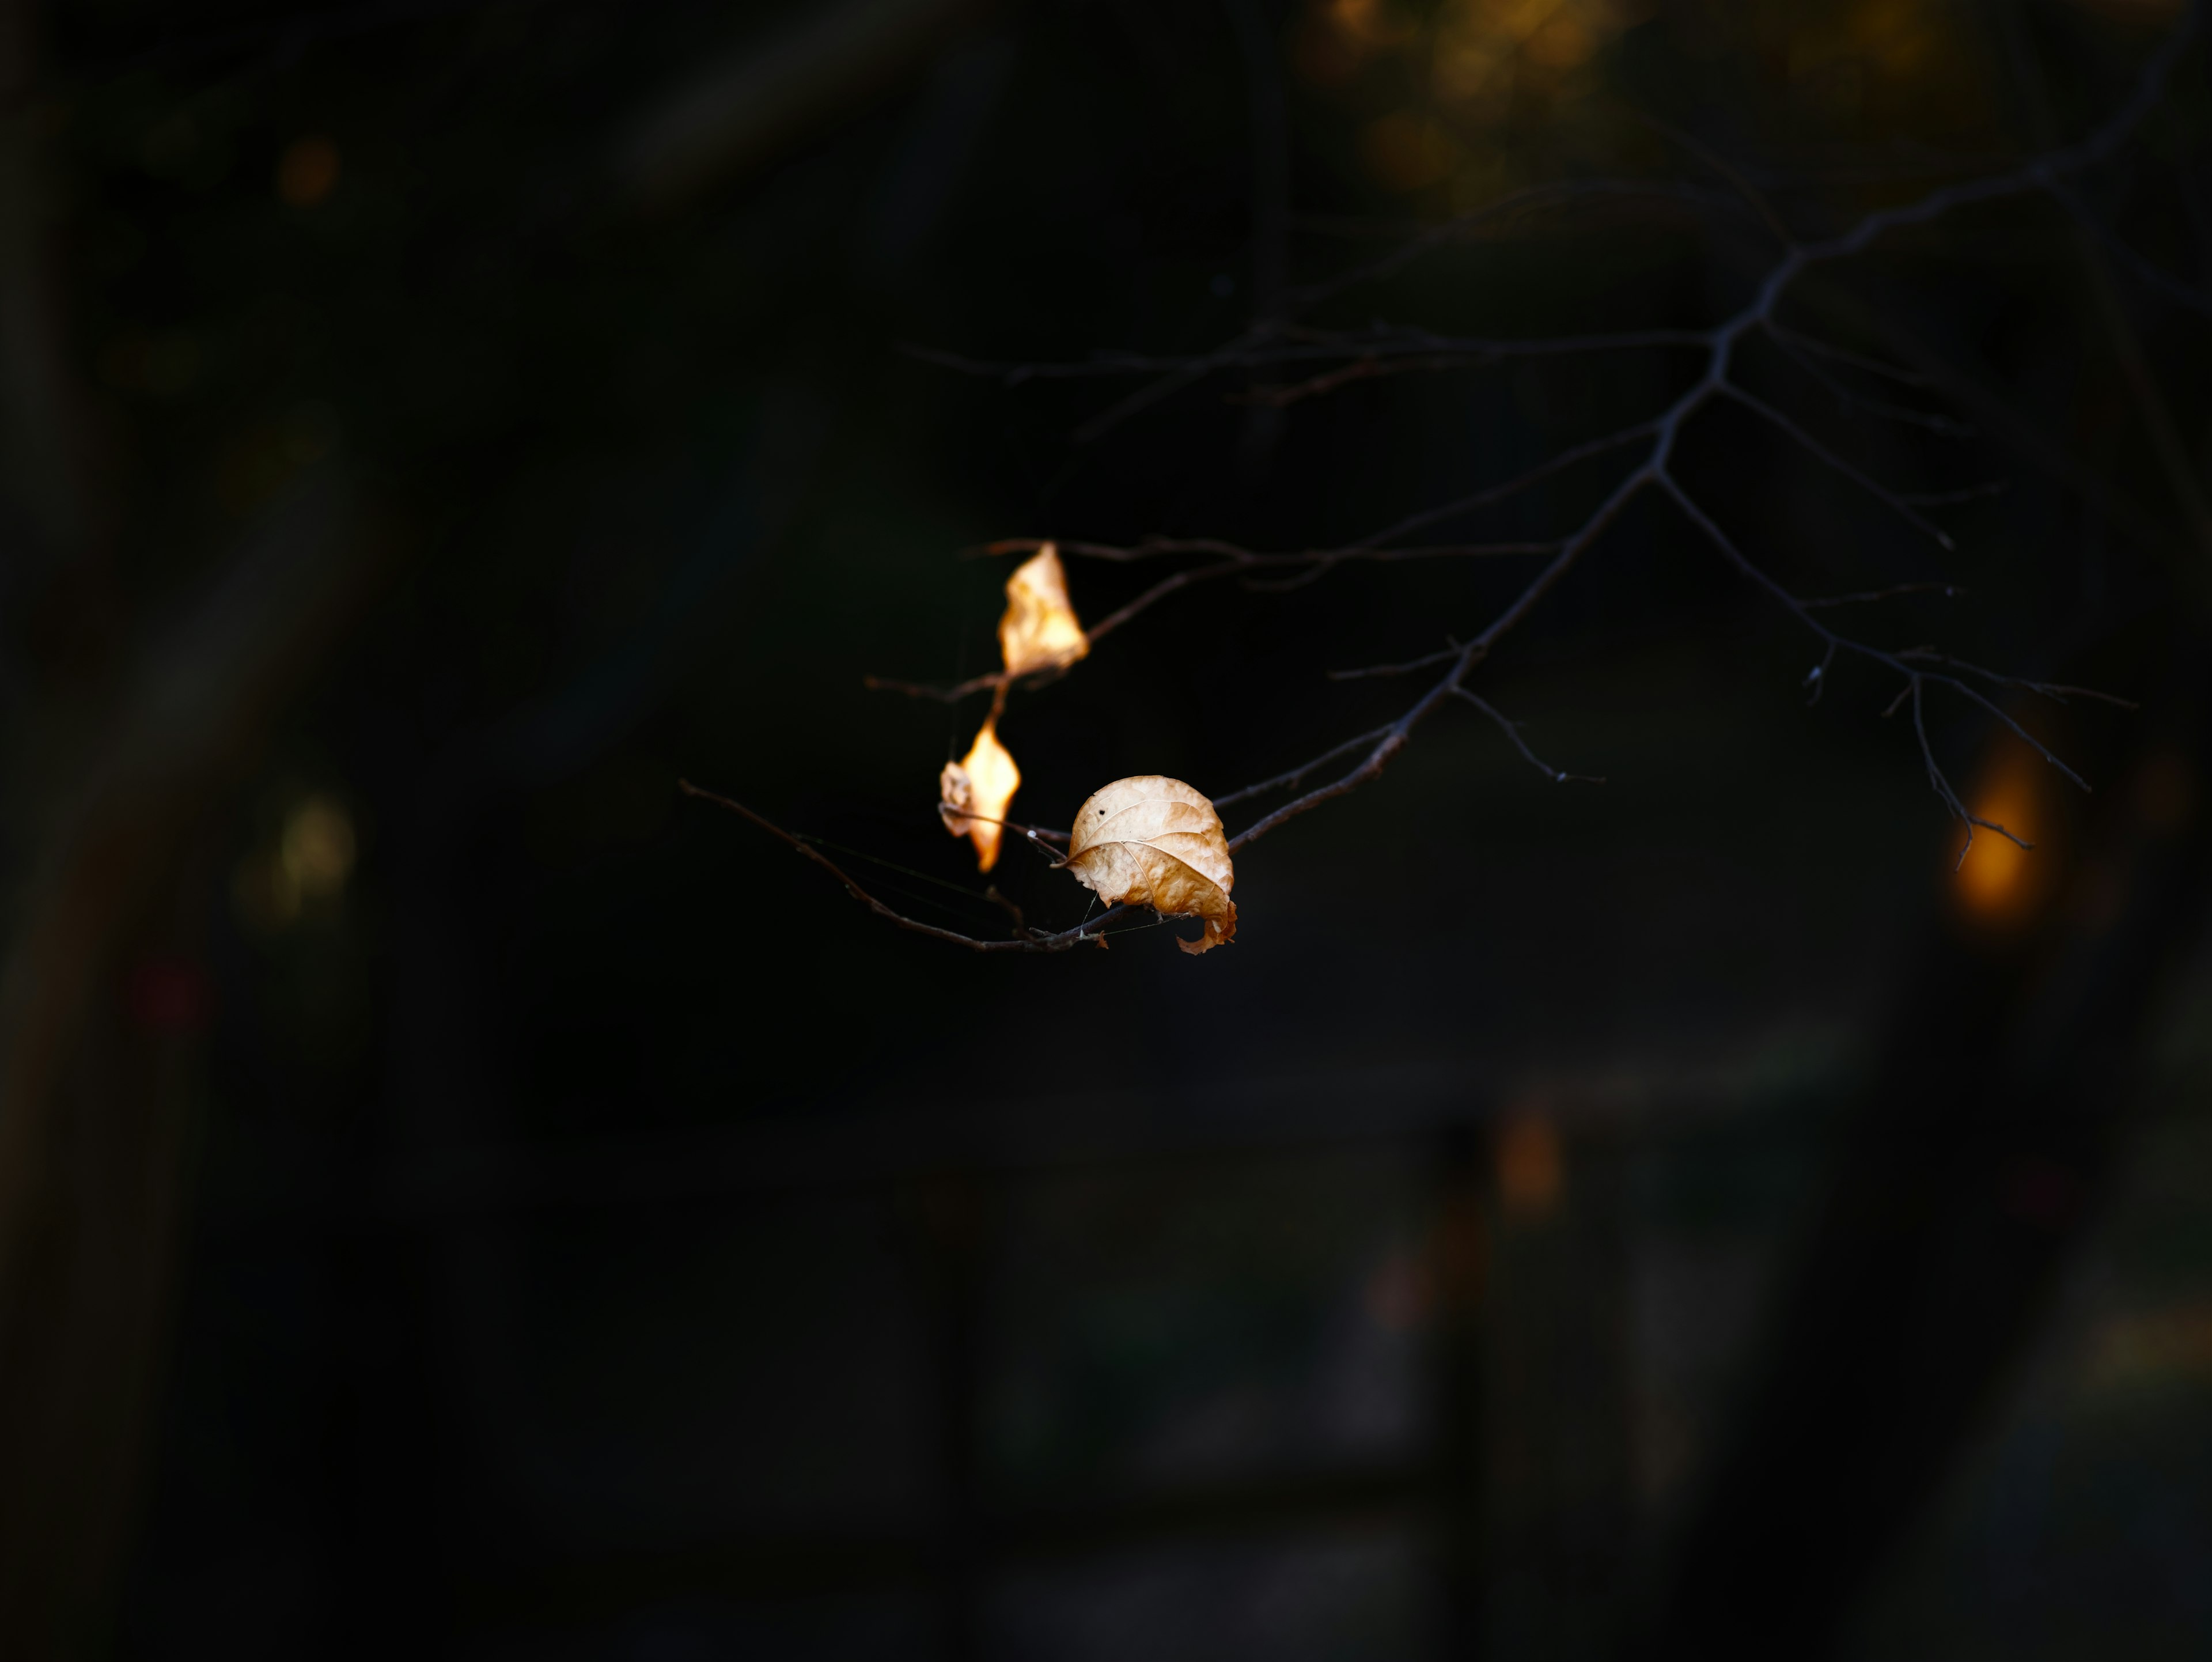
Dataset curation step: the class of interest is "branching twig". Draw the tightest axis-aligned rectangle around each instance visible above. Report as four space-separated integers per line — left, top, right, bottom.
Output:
1715 383 1959 551
824 7 2200 942
1656 475 2090 850
931 807 1071 846
2048 177 2212 321
868 536 1556 703
1763 321 1934 388
1451 688 1604 785
1761 323 1974 435
1635 109 1797 251
1329 645 1463 682
1212 725 1395 809
1891 648 2141 709
680 781 1119 951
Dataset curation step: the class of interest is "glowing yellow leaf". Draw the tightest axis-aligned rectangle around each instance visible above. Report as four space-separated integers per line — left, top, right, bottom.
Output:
1058 775 1237 955
999 544 1089 679
940 717 1021 872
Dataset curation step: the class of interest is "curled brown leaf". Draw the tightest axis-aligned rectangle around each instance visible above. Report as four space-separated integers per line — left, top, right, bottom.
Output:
1057 775 1236 954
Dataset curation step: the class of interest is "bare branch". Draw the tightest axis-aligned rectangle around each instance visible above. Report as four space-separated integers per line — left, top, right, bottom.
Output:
1328 645 1462 682
1636 111 1797 251
1247 349 1611 408
1717 384 1959 551
868 534 1560 700
1073 328 1273 445
924 324 1719 427
1916 672 2092 793
1228 457 1659 853
863 670 1005 705
1238 540 1562 595
1797 582 1964 609
1355 425 1660 549
1213 725 1396 809
1451 688 1604 784
930 806 1071 845
833 5 2202 944
2059 194 2212 319
1891 648 2141 710
680 781 1119 952
1763 322 1933 389
1760 323 1975 434
1657 474 2104 823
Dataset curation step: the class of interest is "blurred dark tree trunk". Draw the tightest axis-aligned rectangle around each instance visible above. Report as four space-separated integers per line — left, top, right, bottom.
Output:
1637 628 2212 1658
0 0 997 1646
1633 12 2212 1644
0 474 387 1657
0 28 392 1627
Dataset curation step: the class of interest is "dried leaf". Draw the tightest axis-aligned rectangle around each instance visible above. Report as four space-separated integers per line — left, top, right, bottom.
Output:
999 544 1090 679
1058 775 1237 955
939 717 1021 872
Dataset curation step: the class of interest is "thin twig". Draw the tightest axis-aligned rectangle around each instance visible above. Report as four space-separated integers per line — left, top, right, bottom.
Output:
1637 110 1797 251
1761 321 1975 434
1329 645 1463 682
681 781 1119 952
1797 582 1964 609
1717 383 1959 551
820 6 2198 942
1764 322 1933 388
1452 688 1604 785
933 806 1073 845
1892 648 2141 709
869 536 1557 701
1212 725 1396 809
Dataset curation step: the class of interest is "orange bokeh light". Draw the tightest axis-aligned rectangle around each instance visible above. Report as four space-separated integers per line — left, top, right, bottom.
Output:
1496 1111 1563 1218
276 136 340 209
1953 743 2054 927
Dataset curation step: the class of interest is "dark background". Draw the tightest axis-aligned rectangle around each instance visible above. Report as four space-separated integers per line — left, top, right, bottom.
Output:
3 0 2211 1657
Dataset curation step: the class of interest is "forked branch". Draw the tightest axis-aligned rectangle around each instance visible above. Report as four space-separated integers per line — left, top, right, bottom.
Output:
756 10 2198 945
678 781 1123 952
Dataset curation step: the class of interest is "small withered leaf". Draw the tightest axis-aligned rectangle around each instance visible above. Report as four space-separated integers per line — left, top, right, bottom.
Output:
999 544 1089 679
940 717 1020 872
1057 775 1236 954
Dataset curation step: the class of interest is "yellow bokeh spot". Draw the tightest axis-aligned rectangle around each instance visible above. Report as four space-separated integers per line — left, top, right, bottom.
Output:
234 793 355 933
282 795 357 901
